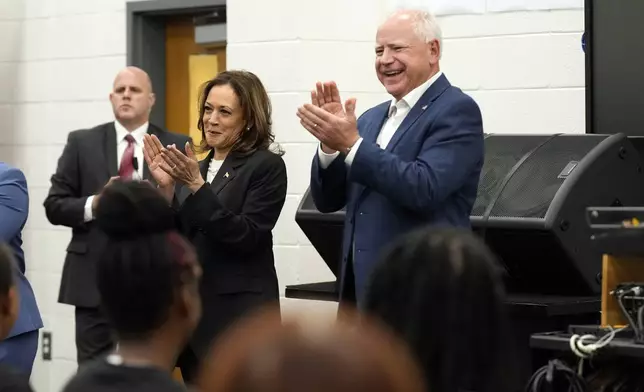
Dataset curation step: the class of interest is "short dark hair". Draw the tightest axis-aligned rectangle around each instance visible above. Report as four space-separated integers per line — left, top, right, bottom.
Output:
364 227 515 392
195 70 283 156
0 244 15 297
94 180 199 341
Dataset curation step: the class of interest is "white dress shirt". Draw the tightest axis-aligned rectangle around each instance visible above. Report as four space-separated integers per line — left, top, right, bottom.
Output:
206 157 225 183
83 121 149 222
317 71 443 169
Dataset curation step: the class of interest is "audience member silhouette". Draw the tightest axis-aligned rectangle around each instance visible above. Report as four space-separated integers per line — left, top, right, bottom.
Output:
61 180 202 392
364 227 514 392
197 306 425 392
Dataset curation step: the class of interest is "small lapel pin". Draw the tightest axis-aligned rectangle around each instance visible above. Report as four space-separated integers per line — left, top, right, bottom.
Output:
422 105 428 110
224 172 230 178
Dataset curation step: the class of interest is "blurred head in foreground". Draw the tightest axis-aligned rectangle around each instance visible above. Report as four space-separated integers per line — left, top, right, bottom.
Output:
95 180 202 369
364 227 514 392
198 306 425 392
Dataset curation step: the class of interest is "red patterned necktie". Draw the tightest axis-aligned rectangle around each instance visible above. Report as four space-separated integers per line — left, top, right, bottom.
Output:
119 134 136 179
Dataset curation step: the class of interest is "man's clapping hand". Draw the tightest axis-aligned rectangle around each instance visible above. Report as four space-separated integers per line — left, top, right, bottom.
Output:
297 81 360 154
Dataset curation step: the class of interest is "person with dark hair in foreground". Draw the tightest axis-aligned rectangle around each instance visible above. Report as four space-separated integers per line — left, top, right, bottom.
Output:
198 306 425 392
364 227 514 392
0 244 33 392
61 180 202 392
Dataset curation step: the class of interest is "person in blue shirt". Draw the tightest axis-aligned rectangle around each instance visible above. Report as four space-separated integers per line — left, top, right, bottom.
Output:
0 162 43 376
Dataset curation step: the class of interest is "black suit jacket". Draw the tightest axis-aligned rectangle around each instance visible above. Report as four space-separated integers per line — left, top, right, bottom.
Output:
175 148 287 356
44 122 190 308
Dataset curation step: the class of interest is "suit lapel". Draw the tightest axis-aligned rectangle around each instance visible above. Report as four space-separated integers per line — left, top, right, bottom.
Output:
104 122 118 178
350 102 390 207
385 74 451 153
210 152 246 195
350 75 451 208
363 102 390 146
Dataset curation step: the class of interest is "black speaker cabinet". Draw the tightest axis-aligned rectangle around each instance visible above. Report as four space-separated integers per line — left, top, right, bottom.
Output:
473 133 644 296
296 194 345 280
295 133 644 297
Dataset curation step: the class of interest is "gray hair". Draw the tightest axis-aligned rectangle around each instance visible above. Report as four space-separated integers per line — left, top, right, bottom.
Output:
385 8 443 59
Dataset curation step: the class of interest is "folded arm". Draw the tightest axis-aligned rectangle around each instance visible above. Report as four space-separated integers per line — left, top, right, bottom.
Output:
178 155 287 252
43 132 89 227
0 167 28 241
349 96 483 213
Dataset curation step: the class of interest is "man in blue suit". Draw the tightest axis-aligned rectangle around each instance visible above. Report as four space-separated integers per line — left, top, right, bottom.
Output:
297 9 484 306
0 162 43 375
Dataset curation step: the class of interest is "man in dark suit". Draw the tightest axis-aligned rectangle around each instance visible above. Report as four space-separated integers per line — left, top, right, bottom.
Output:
44 66 190 365
0 163 43 377
297 9 484 306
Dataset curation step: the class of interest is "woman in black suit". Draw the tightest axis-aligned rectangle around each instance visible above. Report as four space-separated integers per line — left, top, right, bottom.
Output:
142 70 287 383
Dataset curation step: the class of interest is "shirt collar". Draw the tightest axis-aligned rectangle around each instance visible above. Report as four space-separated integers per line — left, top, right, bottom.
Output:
114 120 149 144
388 71 443 117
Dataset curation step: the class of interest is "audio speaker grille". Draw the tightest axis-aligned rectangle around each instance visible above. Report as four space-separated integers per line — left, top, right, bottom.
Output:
471 135 552 217
489 135 609 218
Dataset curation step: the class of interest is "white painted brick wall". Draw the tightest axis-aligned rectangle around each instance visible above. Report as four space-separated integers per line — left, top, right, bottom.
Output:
0 0 584 390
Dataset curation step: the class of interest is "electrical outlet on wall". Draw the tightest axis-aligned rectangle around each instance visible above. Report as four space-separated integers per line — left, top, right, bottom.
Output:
41 331 52 361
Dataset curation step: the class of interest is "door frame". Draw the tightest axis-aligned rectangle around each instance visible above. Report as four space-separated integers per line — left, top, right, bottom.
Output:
126 0 226 128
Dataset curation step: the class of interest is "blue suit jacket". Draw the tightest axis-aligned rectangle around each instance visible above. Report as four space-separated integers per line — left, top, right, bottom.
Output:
0 163 43 338
310 74 484 305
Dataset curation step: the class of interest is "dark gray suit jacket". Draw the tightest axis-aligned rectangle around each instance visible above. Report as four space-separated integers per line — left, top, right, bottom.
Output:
44 122 190 307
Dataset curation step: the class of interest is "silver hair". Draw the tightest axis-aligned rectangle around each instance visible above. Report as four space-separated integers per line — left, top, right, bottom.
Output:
385 8 443 59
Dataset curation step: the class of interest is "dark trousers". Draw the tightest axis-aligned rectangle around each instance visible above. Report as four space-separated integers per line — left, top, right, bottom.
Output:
75 307 115 366
338 251 358 309
344 256 357 305
0 330 39 376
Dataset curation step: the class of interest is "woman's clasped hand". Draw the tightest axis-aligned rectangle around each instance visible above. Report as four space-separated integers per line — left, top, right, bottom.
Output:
143 133 205 193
